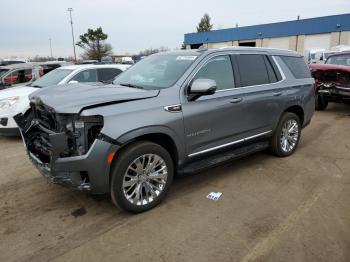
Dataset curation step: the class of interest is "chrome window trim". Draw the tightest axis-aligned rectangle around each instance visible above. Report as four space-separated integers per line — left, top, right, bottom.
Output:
272 55 286 81
186 53 286 95
216 55 286 92
188 130 272 157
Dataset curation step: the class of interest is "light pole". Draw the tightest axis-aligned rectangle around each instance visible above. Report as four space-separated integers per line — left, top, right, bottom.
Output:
49 38 53 59
67 8 77 62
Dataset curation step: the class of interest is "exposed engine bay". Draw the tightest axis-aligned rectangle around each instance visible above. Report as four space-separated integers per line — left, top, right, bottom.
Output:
15 102 103 165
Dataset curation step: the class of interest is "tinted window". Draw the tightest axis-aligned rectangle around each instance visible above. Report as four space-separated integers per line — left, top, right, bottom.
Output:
98 68 122 82
193 55 234 91
280 56 311 79
71 69 97 83
236 54 270 87
41 64 62 74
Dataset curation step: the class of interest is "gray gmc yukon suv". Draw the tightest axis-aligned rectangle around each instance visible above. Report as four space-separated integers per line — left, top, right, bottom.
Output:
15 48 315 212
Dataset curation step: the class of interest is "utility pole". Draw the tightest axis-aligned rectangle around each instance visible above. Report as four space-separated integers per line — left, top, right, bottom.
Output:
67 8 77 62
49 38 53 59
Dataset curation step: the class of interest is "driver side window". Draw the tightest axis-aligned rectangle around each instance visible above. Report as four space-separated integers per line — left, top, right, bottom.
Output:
193 55 235 91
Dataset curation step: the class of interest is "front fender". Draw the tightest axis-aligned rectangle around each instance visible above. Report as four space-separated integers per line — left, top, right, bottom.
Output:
115 125 186 164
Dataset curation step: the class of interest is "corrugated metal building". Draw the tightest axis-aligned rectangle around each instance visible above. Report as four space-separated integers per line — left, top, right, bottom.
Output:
184 14 350 54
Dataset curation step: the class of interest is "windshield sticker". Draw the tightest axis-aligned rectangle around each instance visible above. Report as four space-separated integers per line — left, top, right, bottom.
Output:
176 56 197 61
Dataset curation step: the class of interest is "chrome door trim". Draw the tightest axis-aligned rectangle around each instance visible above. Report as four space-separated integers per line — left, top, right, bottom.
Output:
188 130 272 157
164 104 182 113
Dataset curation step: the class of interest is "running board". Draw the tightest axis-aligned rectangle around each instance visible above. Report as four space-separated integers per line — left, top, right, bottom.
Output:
182 141 269 174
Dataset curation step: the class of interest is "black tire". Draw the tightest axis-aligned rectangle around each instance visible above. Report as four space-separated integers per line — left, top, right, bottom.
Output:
269 112 301 157
110 141 174 213
315 94 328 110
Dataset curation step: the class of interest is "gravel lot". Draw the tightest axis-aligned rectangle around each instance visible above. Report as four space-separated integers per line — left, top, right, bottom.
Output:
0 103 349 262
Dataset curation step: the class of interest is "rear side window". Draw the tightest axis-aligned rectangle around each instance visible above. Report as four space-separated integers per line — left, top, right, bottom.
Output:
98 68 122 82
71 69 98 83
280 56 311 79
236 54 270 87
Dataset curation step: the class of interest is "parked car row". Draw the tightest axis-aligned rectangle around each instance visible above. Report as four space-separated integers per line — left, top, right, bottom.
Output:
0 64 130 135
12 47 315 213
0 61 73 89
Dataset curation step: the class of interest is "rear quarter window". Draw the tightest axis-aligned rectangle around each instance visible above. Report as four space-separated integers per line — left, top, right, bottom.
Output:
280 56 311 79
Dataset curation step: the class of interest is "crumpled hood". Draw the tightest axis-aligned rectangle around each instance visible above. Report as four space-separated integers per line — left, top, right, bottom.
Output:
309 64 350 88
0 85 37 100
309 63 350 72
29 83 160 114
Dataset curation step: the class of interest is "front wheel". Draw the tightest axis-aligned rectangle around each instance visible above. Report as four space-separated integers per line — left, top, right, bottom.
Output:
110 141 174 213
269 112 301 157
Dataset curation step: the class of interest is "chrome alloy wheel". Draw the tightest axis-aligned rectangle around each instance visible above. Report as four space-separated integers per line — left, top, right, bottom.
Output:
122 154 168 206
280 119 299 153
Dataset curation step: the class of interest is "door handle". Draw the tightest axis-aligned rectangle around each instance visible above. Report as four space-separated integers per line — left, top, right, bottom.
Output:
230 97 243 103
273 91 283 96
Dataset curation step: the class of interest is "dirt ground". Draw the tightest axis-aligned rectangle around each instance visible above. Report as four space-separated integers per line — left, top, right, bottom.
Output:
0 103 349 262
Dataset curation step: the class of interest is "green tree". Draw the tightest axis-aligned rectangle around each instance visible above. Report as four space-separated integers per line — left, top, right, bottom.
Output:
76 27 113 61
197 13 213 32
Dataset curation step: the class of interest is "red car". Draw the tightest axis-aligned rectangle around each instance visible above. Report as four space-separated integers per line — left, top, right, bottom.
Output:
309 51 350 110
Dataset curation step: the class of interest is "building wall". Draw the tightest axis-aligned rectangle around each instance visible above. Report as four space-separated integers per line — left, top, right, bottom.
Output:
267 37 290 49
208 41 233 48
186 31 350 53
303 33 331 51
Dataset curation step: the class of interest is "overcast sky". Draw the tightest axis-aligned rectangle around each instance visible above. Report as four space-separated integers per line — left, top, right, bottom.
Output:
1 0 349 58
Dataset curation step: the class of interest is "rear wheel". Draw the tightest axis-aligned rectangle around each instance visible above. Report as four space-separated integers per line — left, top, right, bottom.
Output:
269 112 301 157
315 94 328 110
110 141 174 213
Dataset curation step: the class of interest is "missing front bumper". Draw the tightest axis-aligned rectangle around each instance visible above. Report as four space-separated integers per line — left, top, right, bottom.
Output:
318 86 350 99
15 113 117 194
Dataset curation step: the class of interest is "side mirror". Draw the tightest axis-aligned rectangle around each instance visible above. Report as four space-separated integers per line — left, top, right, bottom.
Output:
189 79 217 100
68 80 79 84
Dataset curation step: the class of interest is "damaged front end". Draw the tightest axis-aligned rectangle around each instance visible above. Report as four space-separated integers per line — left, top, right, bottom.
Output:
14 100 107 192
311 67 350 102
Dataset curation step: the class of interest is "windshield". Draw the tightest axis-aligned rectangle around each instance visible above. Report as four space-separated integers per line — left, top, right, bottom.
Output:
113 54 198 89
326 54 350 66
0 69 9 78
30 68 73 88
